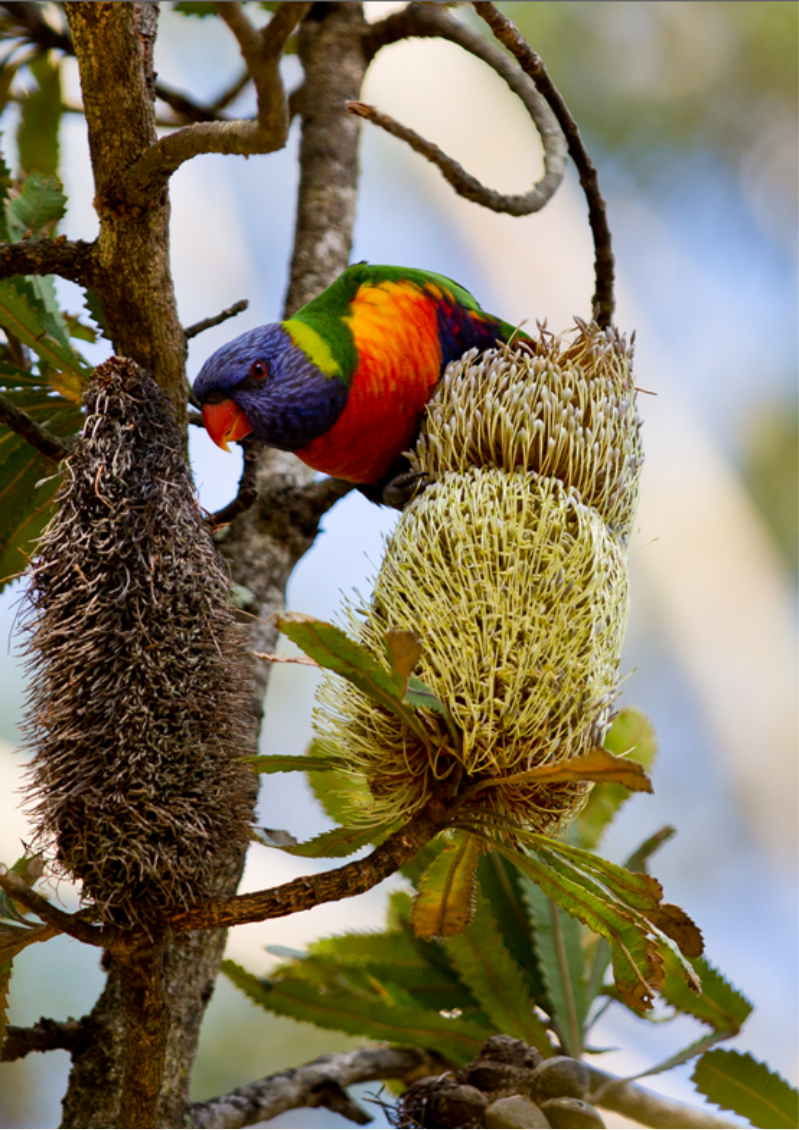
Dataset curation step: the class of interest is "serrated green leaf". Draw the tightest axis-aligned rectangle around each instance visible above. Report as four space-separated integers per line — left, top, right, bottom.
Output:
223 961 487 1064
662 951 751 1033
496 843 663 1012
522 879 589 1057
530 833 704 960
63 313 97 344
446 889 554 1054
692 1049 799 1129
411 833 481 940
83 289 109 339
0 279 90 395
573 707 658 850
259 820 395 859
250 752 350 775
17 53 63 177
278 613 430 745
306 930 475 1014
476 851 548 1004
5 170 66 241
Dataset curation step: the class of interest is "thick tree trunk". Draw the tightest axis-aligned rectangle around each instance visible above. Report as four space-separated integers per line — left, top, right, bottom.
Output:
59 4 367 1126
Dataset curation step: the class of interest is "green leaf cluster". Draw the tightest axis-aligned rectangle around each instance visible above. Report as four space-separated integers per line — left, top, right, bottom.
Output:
239 683 798 1128
0 144 96 588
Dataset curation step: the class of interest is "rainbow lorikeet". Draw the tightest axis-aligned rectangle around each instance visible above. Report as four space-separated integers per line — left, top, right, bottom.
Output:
193 263 524 503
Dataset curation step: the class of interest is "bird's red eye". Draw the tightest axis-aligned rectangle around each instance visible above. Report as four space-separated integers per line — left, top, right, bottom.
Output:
250 360 268 380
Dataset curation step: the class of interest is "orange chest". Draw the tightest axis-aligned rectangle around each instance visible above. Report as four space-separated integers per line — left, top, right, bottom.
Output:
294 283 443 484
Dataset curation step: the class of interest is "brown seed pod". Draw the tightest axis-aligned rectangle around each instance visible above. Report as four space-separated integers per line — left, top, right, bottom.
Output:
314 323 640 837
22 357 255 930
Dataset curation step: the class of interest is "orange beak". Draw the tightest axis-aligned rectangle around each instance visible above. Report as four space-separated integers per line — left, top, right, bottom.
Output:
201 399 253 451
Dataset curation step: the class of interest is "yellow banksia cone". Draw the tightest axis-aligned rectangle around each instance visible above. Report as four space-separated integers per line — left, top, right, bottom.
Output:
315 321 642 835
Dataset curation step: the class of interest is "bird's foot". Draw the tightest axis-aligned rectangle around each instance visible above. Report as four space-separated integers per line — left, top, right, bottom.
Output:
381 469 433 510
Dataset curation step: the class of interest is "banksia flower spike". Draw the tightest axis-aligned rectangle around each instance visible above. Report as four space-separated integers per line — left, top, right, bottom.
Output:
23 357 255 930
314 322 643 839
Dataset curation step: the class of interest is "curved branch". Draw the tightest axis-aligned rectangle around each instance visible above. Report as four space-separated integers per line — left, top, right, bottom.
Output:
0 237 97 286
360 1 566 217
472 1 615 326
119 2 311 206
169 807 442 932
0 866 113 947
190 1045 445 1129
0 392 73 462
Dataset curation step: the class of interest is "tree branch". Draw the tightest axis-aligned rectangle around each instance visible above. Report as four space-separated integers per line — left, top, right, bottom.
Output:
0 237 97 285
155 80 231 124
587 1067 741 1130
360 1 566 217
118 2 311 207
0 392 72 462
1 1016 97 1063
116 935 170 1130
207 438 259 528
169 807 442 932
185 298 249 340
0 866 113 947
190 1044 445 1129
471 1 615 326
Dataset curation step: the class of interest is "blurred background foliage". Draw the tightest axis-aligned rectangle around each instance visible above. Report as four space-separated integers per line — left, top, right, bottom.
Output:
0 3 795 1127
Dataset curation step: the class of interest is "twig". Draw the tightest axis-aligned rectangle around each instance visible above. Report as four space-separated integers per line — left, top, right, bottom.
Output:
0 236 97 286
119 2 311 206
191 1045 445 1129
587 1067 742 1129
188 409 205 426
185 298 249 340
155 80 230 124
472 1 615 326
169 806 442 932
0 866 113 948
360 1 566 217
207 437 259 527
1 1016 97 1063
0 391 73 462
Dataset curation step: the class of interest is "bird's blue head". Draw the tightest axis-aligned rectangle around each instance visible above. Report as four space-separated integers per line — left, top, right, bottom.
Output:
192 323 348 453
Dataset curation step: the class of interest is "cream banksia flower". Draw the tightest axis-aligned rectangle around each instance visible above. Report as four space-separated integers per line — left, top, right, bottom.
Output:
314 321 642 837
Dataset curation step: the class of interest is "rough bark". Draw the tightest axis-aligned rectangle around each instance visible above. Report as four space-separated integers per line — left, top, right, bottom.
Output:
64 3 186 419
59 5 368 1126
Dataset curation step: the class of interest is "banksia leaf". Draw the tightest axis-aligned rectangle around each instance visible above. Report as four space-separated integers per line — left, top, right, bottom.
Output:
692 1049 799 1129
223 960 487 1064
522 879 589 1057
662 952 752 1033
411 833 482 940
445 890 554 1054
23 358 255 929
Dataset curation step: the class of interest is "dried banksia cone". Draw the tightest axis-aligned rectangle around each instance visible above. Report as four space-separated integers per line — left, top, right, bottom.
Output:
315 322 641 836
23 357 254 929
